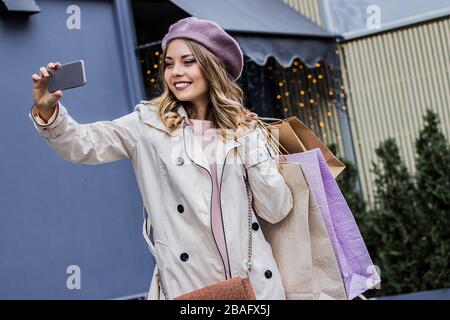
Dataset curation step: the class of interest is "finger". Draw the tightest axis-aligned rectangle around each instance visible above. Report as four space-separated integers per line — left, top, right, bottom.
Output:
32 74 40 83
244 113 257 120
55 62 61 68
53 90 63 98
39 67 49 78
47 62 55 69
242 108 257 118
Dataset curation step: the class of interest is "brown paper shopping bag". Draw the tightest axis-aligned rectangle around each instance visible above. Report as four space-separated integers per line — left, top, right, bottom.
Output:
261 117 346 178
256 162 347 300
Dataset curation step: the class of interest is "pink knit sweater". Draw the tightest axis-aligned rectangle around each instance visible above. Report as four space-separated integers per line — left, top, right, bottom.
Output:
190 118 231 278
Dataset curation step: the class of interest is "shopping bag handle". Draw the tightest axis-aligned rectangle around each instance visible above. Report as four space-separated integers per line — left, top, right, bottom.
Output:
258 116 284 122
258 117 290 157
255 118 289 162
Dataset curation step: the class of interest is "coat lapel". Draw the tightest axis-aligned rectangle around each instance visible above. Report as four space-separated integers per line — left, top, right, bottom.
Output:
215 133 241 184
182 118 212 174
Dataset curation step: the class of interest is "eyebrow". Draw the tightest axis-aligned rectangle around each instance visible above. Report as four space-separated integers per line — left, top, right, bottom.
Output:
165 54 194 60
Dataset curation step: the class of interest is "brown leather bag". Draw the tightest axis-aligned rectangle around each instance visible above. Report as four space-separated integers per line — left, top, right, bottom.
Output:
175 276 256 300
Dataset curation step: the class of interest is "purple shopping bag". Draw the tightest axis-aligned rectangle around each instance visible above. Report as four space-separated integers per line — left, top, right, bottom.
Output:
284 148 381 299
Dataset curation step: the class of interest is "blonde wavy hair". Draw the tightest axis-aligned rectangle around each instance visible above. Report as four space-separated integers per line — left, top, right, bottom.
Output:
143 38 285 168
143 38 256 142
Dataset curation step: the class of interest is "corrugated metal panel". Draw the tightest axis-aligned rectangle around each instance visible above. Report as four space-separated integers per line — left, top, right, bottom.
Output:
283 0 322 26
340 17 450 205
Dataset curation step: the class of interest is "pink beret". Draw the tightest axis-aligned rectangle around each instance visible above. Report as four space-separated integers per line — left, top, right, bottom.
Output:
162 17 244 82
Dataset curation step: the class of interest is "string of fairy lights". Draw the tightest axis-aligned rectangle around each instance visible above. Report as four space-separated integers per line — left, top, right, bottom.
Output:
140 49 162 95
138 46 348 152
267 46 347 150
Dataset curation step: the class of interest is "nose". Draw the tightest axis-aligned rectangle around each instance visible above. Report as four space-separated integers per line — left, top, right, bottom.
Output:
171 63 185 77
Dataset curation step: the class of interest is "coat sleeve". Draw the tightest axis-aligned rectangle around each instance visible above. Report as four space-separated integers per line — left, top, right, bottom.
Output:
236 127 293 224
28 101 144 164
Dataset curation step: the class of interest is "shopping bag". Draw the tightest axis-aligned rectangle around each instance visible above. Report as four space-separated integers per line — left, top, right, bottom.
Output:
257 162 347 300
260 116 346 178
284 149 381 299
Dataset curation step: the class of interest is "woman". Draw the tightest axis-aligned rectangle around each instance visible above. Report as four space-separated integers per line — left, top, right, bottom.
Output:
29 17 293 300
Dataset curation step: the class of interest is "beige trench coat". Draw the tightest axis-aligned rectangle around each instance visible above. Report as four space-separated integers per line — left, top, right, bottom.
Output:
28 101 293 300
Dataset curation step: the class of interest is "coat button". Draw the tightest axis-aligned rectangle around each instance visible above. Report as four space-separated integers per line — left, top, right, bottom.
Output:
264 270 272 279
177 204 184 213
252 222 259 231
175 156 184 166
180 253 189 262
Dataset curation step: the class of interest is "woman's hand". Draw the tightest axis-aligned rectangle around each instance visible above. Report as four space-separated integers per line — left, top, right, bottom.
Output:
236 108 258 139
32 62 63 118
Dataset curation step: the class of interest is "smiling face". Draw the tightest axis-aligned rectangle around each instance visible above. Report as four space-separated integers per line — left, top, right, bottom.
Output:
164 39 210 108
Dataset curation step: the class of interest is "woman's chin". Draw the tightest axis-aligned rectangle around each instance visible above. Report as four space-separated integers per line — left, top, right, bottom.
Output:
175 92 196 100
176 95 191 101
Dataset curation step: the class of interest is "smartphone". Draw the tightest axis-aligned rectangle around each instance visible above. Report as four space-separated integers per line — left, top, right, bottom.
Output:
47 60 86 93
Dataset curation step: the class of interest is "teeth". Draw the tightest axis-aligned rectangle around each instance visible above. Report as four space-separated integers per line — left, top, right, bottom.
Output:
175 82 191 88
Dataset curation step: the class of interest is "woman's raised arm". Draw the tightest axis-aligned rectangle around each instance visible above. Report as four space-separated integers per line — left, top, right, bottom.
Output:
29 62 143 164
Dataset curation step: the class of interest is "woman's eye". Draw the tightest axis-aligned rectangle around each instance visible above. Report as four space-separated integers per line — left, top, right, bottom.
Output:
166 60 195 68
166 60 194 67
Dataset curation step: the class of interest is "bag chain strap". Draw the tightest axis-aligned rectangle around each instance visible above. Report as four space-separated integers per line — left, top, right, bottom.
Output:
157 269 168 300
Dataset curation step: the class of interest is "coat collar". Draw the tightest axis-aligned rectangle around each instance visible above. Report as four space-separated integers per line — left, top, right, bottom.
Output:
140 101 241 176
141 101 184 137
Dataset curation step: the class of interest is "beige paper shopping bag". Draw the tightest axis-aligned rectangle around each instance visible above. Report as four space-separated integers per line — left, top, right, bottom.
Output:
256 162 347 300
